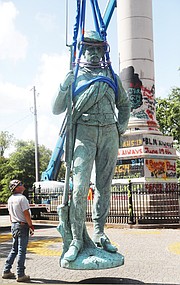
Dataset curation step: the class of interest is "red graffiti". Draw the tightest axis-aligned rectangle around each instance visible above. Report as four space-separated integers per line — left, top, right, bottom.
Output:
146 109 154 120
142 86 154 100
130 82 142 88
147 120 158 127
166 161 176 171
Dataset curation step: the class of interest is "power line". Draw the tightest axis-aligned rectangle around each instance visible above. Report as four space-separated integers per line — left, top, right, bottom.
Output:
2 114 32 131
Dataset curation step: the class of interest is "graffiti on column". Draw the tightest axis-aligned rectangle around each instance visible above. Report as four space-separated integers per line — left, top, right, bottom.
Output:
120 66 156 122
145 159 176 178
114 158 144 179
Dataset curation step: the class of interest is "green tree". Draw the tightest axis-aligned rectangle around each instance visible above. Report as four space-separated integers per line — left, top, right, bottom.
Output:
0 131 14 157
0 140 52 203
58 161 66 181
156 87 180 178
0 156 12 203
156 87 180 141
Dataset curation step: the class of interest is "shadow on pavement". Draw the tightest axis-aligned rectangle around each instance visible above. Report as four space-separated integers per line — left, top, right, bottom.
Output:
30 278 143 284
30 278 178 285
79 277 144 284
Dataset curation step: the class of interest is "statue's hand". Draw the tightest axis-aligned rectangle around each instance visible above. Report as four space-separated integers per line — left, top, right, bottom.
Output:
61 70 75 90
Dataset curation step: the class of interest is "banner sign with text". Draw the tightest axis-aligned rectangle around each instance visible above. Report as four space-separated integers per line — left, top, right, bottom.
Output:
121 134 174 149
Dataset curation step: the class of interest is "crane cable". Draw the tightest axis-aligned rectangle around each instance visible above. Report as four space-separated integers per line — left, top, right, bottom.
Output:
71 0 118 99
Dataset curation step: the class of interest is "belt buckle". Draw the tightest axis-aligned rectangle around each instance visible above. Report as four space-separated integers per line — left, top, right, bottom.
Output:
82 114 89 122
98 113 106 125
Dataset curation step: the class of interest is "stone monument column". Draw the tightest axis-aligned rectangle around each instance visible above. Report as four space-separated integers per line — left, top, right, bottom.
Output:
116 0 177 182
117 0 160 133
114 0 178 223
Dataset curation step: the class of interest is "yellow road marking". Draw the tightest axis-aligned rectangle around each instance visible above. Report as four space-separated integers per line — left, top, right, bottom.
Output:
0 233 62 256
27 237 63 256
168 242 180 255
122 230 161 235
0 234 12 242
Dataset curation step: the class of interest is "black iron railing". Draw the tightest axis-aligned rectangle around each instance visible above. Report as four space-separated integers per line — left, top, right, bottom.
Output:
28 182 180 224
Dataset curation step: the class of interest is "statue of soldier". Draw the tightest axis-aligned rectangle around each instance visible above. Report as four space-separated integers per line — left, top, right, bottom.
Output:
52 31 131 262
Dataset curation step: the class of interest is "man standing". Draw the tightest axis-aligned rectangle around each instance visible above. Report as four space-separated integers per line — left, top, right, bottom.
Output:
2 180 34 282
53 31 130 262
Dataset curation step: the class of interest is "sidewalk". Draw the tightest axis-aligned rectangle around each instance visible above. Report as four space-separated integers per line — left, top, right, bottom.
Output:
0 217 180 285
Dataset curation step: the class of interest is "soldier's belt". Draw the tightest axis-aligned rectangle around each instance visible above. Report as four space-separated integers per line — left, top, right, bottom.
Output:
79 113 115 125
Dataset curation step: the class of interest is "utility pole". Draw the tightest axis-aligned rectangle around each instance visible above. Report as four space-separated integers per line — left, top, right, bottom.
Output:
32 86 39 182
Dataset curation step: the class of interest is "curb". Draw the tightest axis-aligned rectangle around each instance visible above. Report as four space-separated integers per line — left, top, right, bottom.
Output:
32 220 180 229
1 219 179 230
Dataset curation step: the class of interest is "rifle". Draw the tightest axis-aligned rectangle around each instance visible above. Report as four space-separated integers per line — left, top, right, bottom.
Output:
57 43 74 257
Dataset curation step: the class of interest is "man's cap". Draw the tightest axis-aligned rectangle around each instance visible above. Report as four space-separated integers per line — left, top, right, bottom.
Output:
9 179 21 192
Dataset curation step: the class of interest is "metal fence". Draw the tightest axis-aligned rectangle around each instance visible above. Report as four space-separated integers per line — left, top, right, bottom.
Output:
29 182 180 224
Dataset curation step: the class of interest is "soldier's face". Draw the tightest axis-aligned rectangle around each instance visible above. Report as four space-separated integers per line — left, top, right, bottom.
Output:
84 45 104 64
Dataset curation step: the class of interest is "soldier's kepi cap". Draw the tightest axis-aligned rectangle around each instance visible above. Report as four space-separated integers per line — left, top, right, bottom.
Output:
78 30 106 49
83 30 104 43
9 179 21 192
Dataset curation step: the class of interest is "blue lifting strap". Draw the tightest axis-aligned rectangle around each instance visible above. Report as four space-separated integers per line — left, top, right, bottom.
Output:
72 0 118 99
74 76 117 97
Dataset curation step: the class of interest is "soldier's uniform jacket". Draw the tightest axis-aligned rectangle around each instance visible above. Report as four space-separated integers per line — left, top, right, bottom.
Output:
52 66 130 135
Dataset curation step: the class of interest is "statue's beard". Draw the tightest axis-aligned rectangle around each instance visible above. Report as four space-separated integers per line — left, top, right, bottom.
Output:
89 55 100 63
84 62 101 68
74 54 111 68
79 60 110 68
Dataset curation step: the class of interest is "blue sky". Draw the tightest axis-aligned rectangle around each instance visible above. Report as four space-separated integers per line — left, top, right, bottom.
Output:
0 0 179 155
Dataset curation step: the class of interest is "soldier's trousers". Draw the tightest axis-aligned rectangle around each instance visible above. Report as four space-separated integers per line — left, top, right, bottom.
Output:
70 123 119 241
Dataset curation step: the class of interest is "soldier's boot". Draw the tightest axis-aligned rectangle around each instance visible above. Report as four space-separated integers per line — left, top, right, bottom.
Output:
93 233 117 253
63 239 83 262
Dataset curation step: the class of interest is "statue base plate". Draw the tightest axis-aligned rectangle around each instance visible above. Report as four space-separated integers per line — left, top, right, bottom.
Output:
60 246 124 270
57 207 124 270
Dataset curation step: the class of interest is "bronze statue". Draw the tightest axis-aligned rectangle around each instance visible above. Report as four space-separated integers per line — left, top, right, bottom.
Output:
53 31 130 266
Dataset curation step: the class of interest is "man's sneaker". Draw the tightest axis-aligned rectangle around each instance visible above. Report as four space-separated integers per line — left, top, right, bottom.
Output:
2 271 15 279
16 274 30 282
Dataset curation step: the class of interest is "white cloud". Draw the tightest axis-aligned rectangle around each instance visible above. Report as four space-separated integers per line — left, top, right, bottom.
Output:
31 52 69 150
0 1 28 61
21 114 64 151
33 52 69 113
0 81 31 115
0 51 69 153
35 12 57 32
9 52 70 150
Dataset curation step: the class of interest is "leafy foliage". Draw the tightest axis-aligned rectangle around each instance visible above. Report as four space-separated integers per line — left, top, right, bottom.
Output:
156 87 180 178
0 140 52 203
0 156 12 203
156 87 180 142
0 131 14 157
